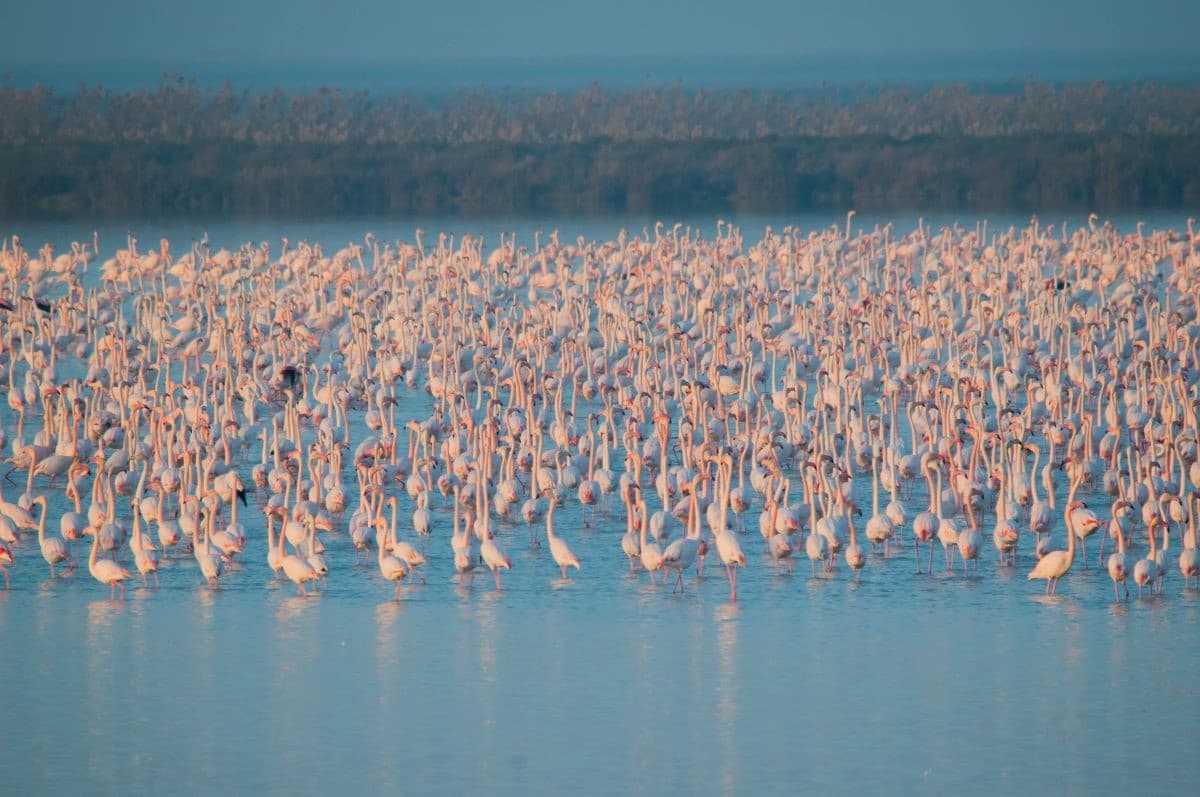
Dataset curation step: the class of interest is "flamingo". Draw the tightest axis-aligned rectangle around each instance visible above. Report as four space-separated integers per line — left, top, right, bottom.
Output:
1179 496 1200 588
1107 510 1130 601
478 532 511 589
843 504 866 580
865 456 896 557
85 524 130 599
387 496 426 584
0 540 12 588
1133 518 1163 598
33 495 68 578
1027 474 1080 595
377 511 409 598
129 468 159 587
544 490 580 580
639 498 664 583
620 485 641 570
661 474 705 591
195 509 224 588
805 479 829 578
278 510 318 596
451 489 476 586
764 494 794 574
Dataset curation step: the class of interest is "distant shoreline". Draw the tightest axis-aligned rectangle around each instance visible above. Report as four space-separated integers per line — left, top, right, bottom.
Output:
3 78 1198 219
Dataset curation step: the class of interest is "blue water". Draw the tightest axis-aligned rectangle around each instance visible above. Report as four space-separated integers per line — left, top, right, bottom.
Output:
9 54 1200 92
3 531 1195 794
1 214 1197 795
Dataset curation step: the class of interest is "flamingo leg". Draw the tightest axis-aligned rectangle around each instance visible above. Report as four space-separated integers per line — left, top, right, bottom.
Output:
914 540 922 574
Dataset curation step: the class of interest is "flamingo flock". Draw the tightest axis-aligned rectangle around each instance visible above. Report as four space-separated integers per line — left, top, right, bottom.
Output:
1 215 1199 602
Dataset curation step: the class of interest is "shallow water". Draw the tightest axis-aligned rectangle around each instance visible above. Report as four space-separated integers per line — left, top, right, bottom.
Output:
3 526 1197 795
1 213 1198 795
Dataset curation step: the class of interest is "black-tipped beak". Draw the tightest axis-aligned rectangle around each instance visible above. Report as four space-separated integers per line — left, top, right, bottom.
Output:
237 488 247 507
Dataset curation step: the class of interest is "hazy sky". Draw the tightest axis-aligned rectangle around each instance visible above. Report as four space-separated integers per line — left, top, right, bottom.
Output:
5 0 1198 62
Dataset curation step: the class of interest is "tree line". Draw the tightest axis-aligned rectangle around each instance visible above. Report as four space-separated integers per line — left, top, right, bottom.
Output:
2 77 1198 218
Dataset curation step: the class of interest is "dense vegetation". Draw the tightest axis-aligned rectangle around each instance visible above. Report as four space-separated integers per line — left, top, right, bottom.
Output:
3 76 1199 218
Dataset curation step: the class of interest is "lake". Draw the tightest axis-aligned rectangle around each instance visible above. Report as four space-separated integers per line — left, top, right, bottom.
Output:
1 212 1197 795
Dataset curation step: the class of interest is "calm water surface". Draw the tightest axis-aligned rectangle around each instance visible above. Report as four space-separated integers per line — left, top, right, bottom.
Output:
1 213 1197 795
